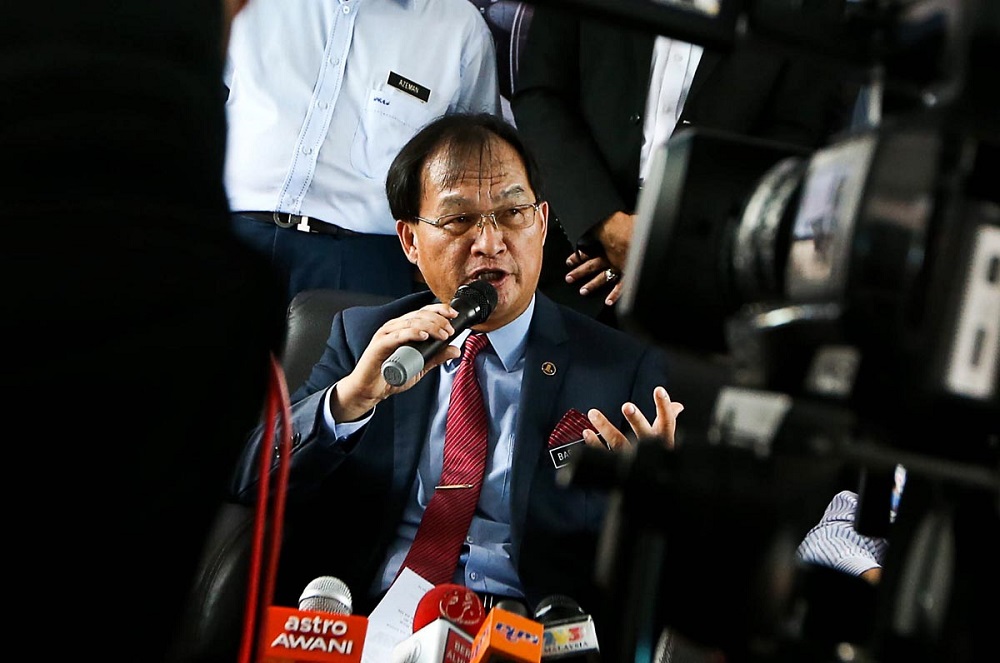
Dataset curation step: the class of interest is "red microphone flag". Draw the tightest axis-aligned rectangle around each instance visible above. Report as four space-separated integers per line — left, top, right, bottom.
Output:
259 606 368 663
412 584 487 636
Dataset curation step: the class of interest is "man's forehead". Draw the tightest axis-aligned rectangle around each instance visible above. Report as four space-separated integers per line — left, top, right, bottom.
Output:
425 153 523 185
432 180 527 204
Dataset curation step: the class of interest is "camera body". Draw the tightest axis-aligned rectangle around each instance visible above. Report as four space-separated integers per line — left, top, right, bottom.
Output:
550 1 999 661
621 118 998 454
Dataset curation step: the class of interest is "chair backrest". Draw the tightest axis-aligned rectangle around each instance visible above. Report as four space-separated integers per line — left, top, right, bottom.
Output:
281 288 393 394
169 288 391 663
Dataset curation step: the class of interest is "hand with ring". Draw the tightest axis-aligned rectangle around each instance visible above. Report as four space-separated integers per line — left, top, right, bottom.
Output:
565 249 626 306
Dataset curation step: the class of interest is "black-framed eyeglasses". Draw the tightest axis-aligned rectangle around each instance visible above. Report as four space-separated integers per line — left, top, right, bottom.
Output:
413 202 542 237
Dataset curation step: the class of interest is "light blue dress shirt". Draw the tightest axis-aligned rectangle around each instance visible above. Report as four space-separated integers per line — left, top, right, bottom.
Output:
223 0 502 234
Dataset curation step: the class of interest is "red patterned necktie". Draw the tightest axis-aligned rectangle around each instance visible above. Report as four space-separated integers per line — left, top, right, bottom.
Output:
400 332 490 586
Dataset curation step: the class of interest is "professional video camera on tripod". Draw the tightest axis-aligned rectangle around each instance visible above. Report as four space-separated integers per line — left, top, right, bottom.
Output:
544 1 999 661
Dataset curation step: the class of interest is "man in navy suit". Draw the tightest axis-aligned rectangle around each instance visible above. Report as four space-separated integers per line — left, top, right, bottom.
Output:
232 112 683 650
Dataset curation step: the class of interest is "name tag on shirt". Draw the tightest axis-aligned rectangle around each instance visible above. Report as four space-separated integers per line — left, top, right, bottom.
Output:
387 71 430 102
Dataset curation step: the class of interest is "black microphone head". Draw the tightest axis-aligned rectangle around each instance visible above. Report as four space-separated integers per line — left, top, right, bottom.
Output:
299 576 353 614
453 279 498 324
381 279 498 387
495 598 530 617
533 594 586 625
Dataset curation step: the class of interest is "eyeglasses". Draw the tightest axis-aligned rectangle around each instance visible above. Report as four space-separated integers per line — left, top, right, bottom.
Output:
413 202 542 237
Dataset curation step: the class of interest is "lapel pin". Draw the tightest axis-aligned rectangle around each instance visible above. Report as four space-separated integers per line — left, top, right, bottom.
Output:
541 361 557 376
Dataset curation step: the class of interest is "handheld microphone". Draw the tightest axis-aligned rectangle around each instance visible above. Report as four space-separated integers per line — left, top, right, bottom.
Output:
382 280 498 386
391 584 488 663
470 603 544 663
533 596 601 662
260 576 368 663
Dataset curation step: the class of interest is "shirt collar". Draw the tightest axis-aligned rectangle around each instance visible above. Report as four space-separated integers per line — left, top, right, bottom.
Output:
450 295 535 373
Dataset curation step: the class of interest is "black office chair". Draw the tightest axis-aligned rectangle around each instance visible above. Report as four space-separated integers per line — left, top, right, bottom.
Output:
169 288 391 663
280 288 394 395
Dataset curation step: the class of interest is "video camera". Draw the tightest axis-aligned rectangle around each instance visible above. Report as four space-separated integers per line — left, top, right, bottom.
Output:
539 1 999 661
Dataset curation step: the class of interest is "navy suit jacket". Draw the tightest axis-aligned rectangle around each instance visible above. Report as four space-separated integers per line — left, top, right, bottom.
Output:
232 289 671 630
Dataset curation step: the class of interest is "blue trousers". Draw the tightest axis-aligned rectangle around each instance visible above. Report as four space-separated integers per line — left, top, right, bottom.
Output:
231 212 421 311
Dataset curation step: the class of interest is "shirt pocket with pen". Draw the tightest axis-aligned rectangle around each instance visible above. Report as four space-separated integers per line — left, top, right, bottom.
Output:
351 86 439 179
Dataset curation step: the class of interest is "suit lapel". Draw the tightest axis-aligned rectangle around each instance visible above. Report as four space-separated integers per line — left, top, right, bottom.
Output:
681 48 722 121
390 368 439 496
630 31 656 93
595 20 653 109
510 294 570 542
628 31 722 133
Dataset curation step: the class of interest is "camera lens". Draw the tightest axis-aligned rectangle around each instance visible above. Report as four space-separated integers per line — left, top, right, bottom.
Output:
733 155 808 303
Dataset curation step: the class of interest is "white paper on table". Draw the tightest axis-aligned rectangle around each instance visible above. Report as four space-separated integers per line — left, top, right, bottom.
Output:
361 567 433 663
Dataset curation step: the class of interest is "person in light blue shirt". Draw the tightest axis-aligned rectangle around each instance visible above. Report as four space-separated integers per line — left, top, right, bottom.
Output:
224 0 503 309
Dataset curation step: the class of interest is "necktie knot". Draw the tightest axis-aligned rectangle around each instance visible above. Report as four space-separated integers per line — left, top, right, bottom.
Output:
461 332 489 365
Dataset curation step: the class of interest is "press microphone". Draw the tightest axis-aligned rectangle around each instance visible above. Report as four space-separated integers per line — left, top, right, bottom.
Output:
382 279 498 386
299 575 354 614
391 584 488 663
470 601 544 662
260 576 368 663
533 595 601 661
494 600 531 618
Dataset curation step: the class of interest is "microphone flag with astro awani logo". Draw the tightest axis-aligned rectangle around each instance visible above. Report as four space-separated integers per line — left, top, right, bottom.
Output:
260 576 368 663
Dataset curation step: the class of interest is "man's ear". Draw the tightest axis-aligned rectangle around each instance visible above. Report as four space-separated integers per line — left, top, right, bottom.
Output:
538 200 549 245
396 219 419 265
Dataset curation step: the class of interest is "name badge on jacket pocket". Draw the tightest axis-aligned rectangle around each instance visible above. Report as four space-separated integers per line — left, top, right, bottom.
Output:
387 71 430 102
549 439 585 469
